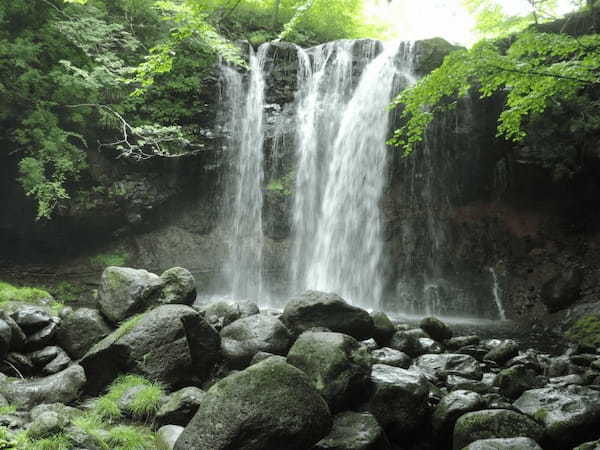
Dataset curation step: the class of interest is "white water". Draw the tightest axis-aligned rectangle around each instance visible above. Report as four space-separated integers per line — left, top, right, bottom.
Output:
221 44 270 301
488 266 507 320
290 41 416 309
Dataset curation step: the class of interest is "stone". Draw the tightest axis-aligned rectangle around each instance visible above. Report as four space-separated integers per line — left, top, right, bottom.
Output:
432 390 484 438
371 347 411 368
158 267 196 305
196 301 242 330
573 440 600 450
10 306 52 333
42 348 71 375
413 353 483 382
0 313 25 352
250 351 276 365
156 387 205 427
80 305 221 394
447 335 481 351
287 331 370 411
541 266 583 313
27 411 69 438
174 357 332 450
220 314 292 369
371 312 395 346
0 364 86 409
314 411 391 450
388 331 423 358
484 340 519 365
367 364 429 433
3 352 34 377
56 308 112 359
97 266 163 324
157 425 184 450
463 437 543 449
419 337 443 354
25 317 59 351
493 364 544 399
453 409 544 450
281 291 374 340
514 385 600 449
0 320 11 359
29 346 60 367
420 316 453 341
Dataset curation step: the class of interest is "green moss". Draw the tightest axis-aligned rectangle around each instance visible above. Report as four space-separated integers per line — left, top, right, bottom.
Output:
566 314 600 348
0 282 53 305
12 431 71 450
0 405 16 416
533 408 549 423
113 314 144 341
89 250 129 268
48 281 85 304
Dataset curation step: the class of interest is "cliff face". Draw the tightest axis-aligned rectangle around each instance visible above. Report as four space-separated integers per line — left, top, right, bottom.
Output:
1 38 599 323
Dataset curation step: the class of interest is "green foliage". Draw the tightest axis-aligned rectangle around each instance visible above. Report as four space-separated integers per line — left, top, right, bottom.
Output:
73 414 156 450
390 30 600 154
48 281 85 303
0 281 53 305
92 374 165 421
266 171 295 196
89 250 129 267
566 314 600 348
0 406 16 416
112 314 144 340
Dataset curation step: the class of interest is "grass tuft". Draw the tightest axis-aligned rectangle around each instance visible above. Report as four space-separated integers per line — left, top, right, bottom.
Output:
0 282 53 305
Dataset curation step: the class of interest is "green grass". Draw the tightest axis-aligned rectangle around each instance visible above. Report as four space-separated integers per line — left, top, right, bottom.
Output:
0 282 53 305
11 432 71 450
89 250 129 268
566 314 600 348
92 374 165 421
48 281 85 304
113 314 144 341
0 405 16 416
72 414 156 450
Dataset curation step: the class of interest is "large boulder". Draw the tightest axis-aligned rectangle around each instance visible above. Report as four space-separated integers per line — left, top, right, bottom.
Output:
413 353 483 382
371 312 396 346
0 364 86 409
158 267 196 305
221 314 292 369
367 364 429 434
494 364 545 399
174 357 332 450
10 306 53 333
420 316 453 342
156 386 205 427
483 340 519 365
541 266 583 313
281 291 374 340
314 411 391 450
97 266 163 323
453 409 544 450
432 390 484 438
0 320 11 359
80 305 221 394
371 347 411 369
0 312 26 352
388 331 424 358
514 385 600 449
287 331 371 411
157 425 184 450
56 308 112 359
463 438 543 450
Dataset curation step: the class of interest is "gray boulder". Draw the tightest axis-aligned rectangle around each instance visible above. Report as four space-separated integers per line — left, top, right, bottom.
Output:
0 364 86 409
158 267 196 305
388 331 423 357
314 411 391 450
367 364 429 433
453 409 544 450
174 357 332 450
0 320 11 359
420 316 453 342
413 353 483 382
484 340 519 365
221 314 292 369
25 317 59 351
156 387 205 427
10 306 52 333
463 437 543 450
97 266 163 323
56 308 112 359
0 313 26 352
371 347 411 369
80 305 220 394
157 425 184 450
371 312 395 346
573 440 600 450
493 364 545 399
541 266 583 312
287 331 371 411
281 291 374 340
514 385 600 449
432 390 484 438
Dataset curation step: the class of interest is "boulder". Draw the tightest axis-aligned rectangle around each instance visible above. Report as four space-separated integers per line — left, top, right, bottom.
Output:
0 320 11 359
158 267 196 305
80 305 221 394
287 331 371 411
483 340 519 365
541 266 583 312
221 314 292 369
420 316 453 342
43 348 71 375
156 387 205 427
494 364 545 399
447 335 481 351
174 357 332 450
388 331 423 357
97 266 163 323
573 440 600 450
0 313 25 352
432 390 484 438
25 317 59 351
10 306 52 333
371 348 411 369
413 353 483 382
463 437 543 450
56 308 112 359
196 301 243 330
453 409 544 450
157 425 184 450
514 385 600 449
314 411 391 450
0 364 86 409
371 312 395 346
367 364 429 434
281 291 374 340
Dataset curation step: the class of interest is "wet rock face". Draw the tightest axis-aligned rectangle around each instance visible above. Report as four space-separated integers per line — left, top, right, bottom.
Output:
314 411 391 450
56 308 111 359
174 357 332 450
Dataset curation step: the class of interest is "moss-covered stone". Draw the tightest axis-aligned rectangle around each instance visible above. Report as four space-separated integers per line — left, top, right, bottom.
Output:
566 314 600 349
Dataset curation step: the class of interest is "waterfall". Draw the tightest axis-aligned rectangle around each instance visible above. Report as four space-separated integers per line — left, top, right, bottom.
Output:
488 266 506 320
290 41 415 308
221 44 269 301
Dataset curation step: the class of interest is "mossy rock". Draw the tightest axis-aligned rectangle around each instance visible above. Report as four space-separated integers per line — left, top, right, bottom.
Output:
413 38 462 76
566 314 600 349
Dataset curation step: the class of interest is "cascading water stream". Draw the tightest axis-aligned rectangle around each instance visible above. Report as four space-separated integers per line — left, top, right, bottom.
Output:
221 44 269 301
488 266 506 320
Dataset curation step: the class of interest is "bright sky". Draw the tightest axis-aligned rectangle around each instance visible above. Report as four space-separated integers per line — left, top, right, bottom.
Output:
364 0 578 45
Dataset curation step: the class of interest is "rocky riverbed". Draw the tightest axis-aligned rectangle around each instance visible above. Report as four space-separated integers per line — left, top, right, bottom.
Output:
0 266 598 449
